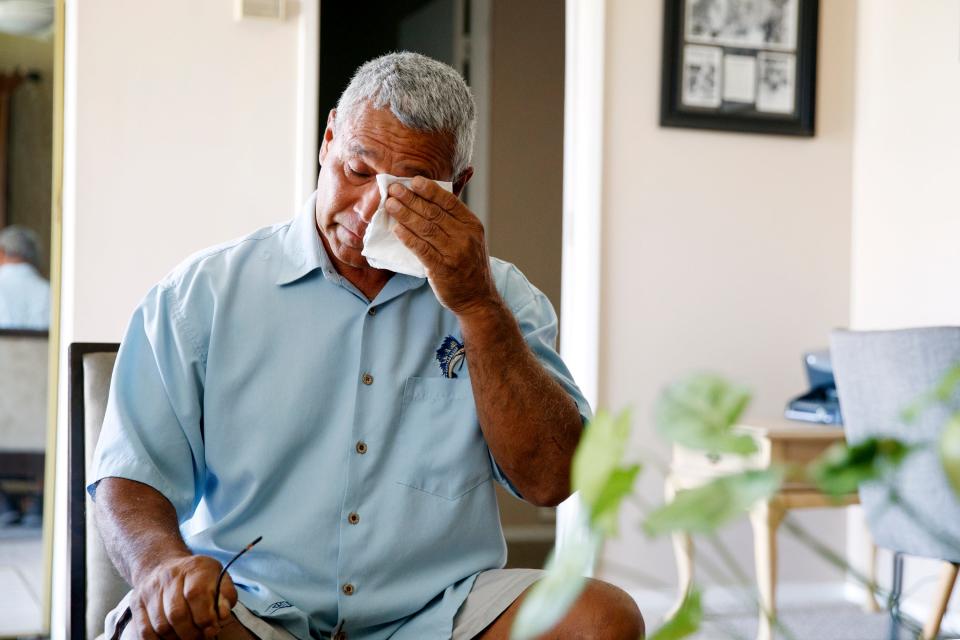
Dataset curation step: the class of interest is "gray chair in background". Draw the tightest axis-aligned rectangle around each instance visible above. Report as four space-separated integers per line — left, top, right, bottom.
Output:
831 328 960 640
0 330 49 524
68 343 125 639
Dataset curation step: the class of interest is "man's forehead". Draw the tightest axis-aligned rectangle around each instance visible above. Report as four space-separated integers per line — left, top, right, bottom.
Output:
341 129 452 179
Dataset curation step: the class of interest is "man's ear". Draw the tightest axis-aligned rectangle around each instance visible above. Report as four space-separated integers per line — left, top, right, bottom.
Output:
452 166 474 198
318 109 337 165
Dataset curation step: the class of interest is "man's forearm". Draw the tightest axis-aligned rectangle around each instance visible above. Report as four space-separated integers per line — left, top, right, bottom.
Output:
95 477 192 585
459 298 583 506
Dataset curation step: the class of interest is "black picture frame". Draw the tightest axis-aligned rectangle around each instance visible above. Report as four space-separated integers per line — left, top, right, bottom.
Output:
660 0 819 137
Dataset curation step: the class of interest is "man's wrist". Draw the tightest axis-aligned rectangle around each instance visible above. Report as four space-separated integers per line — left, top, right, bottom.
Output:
131 547 193 585
454 294 508 327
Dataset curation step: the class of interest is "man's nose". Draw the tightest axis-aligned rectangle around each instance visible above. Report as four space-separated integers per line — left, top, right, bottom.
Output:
356 184 381 223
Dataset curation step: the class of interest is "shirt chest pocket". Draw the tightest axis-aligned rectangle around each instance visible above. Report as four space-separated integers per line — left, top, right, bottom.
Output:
396 376 492 500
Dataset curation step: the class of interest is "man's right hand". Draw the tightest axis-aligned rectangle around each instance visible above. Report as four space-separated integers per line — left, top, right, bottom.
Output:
94 478 241 639
129 554 238 640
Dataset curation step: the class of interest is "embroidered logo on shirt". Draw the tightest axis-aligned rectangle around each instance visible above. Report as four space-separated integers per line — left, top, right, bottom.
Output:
436 335 466 378
265 600 293 614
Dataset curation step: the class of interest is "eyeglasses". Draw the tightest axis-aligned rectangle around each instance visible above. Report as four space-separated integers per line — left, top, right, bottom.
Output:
109 535 264 640
214 535 263 616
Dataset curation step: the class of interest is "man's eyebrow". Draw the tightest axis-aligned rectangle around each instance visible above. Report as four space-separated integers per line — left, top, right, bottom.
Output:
397 163 437 179
346 142 381 160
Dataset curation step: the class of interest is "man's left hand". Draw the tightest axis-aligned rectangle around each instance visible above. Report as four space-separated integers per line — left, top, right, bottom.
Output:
385 177 499 316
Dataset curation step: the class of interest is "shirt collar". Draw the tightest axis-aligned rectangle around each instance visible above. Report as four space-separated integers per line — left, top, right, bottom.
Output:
276 191 336 286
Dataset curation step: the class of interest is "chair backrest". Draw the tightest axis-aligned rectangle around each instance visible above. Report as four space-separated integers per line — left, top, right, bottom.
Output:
68 342 125 640
0 330 48 452
831 327 960 563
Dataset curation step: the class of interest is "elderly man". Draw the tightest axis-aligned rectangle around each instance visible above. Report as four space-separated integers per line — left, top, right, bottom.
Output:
92 53 643 640
0 225 50 330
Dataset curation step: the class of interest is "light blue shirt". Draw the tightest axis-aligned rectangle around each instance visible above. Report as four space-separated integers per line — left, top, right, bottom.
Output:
0 262 50 330
90 194 590 639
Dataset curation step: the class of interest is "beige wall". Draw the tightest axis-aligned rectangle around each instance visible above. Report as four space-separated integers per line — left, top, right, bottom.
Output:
847 0 960 624
487 0 564 311
596 0 857 593
66 0 304 342
850 0 960 331
0 32 54 273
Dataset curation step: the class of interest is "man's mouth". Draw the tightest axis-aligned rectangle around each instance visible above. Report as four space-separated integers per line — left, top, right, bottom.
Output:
338 224 366 248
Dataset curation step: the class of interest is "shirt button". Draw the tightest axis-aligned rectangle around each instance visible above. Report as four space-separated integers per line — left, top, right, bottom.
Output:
342 583 355 596
356 441 368 455
361 372 374 385
348 512 360 525
368 307 377 316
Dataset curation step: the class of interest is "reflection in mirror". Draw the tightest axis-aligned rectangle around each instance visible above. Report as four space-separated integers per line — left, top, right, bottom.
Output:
0 6 54 635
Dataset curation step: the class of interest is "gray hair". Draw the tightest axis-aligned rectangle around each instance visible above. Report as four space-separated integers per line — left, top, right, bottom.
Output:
336 52 476 178
0 225 42 268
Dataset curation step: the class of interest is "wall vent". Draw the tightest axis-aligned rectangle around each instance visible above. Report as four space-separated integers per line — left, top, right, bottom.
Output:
235 0 286 21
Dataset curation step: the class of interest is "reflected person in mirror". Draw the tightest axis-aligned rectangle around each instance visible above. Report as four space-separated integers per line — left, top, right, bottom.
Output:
0 225 50 330
90 53 643 640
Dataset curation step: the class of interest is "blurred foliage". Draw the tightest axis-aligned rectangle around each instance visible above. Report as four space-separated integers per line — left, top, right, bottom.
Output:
514 365 960 640
644 469 783 537
509 528 599 640
650 591 703 640
941 414 960 497
655 373 757 456
571 409 642 536
512 410 640 638
901 364 960 423
809 438 914 498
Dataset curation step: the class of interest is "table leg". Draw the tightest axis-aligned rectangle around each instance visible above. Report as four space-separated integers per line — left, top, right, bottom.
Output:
665 477 694 619
863 534 881 613
922 562 959 640
749 500 785 640
667 531 694 619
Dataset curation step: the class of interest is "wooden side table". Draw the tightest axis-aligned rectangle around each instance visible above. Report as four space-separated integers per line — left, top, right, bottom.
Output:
665 418 879 640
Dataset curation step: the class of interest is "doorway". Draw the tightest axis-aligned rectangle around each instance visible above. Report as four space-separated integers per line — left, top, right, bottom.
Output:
318 0 565 569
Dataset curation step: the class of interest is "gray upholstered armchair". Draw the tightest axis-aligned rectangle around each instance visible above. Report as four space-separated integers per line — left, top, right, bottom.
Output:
831 327 960 640
68 343 125 640
0 330 49 523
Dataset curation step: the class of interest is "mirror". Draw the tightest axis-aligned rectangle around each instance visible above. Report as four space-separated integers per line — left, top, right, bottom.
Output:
0 0 59 635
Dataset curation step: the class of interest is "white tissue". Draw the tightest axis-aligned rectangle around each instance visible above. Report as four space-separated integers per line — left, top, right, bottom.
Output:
361 173 453 278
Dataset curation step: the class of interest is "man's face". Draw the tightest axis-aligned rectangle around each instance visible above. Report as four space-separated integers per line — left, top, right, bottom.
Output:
315 105 457 271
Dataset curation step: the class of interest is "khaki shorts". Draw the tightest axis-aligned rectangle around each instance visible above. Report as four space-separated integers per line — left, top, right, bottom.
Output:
103 568 543 640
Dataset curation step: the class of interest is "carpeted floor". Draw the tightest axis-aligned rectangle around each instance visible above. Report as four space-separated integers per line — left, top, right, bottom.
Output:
684 604 959 640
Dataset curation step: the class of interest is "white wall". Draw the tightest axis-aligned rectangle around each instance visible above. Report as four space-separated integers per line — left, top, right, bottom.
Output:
849 0 960 331
847 0 960 627
54 1 317 636
67 0 312 341
595 0 858 603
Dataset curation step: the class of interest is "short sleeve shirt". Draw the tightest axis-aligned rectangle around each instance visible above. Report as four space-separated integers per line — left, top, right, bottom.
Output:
89 193 591 639
0 263 50 329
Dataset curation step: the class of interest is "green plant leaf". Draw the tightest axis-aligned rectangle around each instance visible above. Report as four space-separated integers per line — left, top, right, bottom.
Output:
510 531 600 640
650 591 703 640
590 464 642 536
810 438 914 497
655 373 756 456
940 413 960 497
901 364 960 423
644 469 783 536
571 410 643 535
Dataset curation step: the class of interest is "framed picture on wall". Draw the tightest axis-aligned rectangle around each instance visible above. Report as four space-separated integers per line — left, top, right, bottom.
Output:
660 0 819 136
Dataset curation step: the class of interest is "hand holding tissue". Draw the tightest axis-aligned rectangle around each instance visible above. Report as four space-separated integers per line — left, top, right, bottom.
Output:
361 174 453 278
